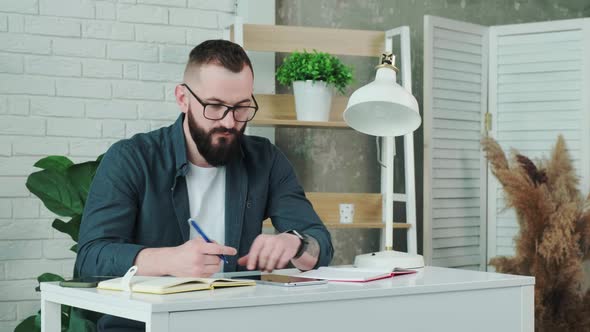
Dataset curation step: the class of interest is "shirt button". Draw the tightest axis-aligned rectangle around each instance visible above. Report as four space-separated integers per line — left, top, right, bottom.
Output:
246 201 252 208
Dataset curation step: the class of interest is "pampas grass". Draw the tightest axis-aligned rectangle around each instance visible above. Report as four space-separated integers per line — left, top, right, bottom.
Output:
482 135 590 331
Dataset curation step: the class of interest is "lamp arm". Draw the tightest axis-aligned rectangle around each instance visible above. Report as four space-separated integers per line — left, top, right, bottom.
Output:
383 136 395 250
375 137 386 168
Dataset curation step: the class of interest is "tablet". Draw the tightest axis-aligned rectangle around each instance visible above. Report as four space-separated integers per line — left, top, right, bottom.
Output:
244 274 328 287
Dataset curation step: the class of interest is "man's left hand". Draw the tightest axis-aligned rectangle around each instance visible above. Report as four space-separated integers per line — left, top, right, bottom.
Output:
237 233 300 272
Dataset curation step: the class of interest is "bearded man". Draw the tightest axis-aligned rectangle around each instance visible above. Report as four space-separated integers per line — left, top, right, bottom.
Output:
75 39 333 332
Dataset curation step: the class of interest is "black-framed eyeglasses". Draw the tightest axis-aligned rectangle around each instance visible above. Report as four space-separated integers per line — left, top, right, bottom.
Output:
181 83 258 123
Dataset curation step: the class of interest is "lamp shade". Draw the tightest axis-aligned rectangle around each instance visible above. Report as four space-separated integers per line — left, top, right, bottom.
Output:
344 66 421 137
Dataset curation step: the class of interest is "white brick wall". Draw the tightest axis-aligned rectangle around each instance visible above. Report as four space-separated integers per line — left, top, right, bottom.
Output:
0 54 23 74
16 301 39 321
25 56 82 77
82 21 134 40
6 97 29 116
0 34 52 54
24 16 81 37
0 0 236 329
12 137 69 156
0 15 8 32
12 199 40 219
0 303 16 321
0 200 11 218
39 0 95 19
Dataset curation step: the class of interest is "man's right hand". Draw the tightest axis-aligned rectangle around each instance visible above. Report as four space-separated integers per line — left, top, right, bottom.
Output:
134 238 237 277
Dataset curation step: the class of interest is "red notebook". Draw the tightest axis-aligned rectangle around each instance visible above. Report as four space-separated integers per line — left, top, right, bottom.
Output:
296 266 416 282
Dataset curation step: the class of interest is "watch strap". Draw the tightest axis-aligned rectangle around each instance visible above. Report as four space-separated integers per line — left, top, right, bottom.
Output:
285 230 308 259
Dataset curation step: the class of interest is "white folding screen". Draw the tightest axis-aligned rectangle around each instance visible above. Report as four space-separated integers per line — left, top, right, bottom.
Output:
423 16 488 270
487 19 590 260
424 16 590 270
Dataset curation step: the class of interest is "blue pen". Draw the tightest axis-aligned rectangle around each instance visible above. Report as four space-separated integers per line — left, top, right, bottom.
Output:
188 218 228 263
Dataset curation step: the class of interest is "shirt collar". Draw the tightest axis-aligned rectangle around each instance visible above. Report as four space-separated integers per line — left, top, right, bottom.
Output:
172 113 188 176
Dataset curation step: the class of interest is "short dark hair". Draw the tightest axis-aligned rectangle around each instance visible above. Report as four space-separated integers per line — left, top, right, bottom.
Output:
185 39 253 78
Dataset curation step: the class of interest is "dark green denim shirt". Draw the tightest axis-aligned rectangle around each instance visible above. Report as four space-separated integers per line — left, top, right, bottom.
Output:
75 114 333 277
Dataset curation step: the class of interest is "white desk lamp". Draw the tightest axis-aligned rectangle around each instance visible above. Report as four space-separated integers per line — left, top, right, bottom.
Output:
344 53 425 270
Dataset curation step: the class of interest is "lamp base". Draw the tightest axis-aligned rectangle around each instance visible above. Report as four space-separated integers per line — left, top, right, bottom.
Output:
354 250 425 270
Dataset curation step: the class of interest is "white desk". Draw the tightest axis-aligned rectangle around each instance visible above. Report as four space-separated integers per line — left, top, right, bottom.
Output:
41 266 534 332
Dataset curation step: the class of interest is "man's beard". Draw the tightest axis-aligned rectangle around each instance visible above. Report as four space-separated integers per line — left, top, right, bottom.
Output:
186 108 245 167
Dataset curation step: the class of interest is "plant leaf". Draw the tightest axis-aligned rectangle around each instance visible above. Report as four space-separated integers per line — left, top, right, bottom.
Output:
34 156 73 172
36 273 65 291
26 169 83 217
52 215 82 242
67 161 99 205
38 272 65 283
67 308 97 332
15 315 39 332
61 305 72 330
34 311 41 330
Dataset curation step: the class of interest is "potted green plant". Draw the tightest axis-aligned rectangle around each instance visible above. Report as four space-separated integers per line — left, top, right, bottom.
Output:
276 50 353 122
14 155 103 332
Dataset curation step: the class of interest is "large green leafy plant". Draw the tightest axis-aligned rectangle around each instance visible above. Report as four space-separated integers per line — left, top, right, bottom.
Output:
276 50 353 94
14 155 103 332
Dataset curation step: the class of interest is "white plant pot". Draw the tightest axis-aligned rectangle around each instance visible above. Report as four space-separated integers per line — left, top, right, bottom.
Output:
292 80 332 122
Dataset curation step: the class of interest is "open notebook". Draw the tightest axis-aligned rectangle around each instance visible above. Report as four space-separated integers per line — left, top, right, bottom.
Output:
294 266 417 282
97 276 256 295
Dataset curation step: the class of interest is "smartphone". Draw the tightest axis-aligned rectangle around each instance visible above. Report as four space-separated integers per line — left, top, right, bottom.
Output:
256 274 328 287
59 276 116 288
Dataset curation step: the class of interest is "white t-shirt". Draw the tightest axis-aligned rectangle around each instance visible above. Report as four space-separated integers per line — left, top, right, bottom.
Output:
185 163 226 246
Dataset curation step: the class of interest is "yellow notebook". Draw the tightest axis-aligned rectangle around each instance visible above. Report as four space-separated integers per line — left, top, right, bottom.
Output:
97 276 256 295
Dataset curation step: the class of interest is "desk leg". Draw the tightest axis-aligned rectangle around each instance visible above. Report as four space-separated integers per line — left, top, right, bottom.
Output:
41 294 61 332
522 285 535 331
147 312 169 332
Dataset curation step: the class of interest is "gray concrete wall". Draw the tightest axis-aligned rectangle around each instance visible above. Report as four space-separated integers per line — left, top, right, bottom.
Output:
275 0 589 265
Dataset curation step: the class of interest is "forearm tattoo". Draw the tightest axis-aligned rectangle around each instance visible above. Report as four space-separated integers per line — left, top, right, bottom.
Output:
305 235 320 258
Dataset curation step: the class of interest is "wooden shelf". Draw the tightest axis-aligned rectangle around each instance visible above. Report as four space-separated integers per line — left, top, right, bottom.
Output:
251 94 350 128
252 119 348 128
231 24 409 232
231 24 385 57
261 192 412 230
263 220 410 229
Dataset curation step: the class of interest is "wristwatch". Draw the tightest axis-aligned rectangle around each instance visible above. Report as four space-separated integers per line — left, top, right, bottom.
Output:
285 230 308 259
